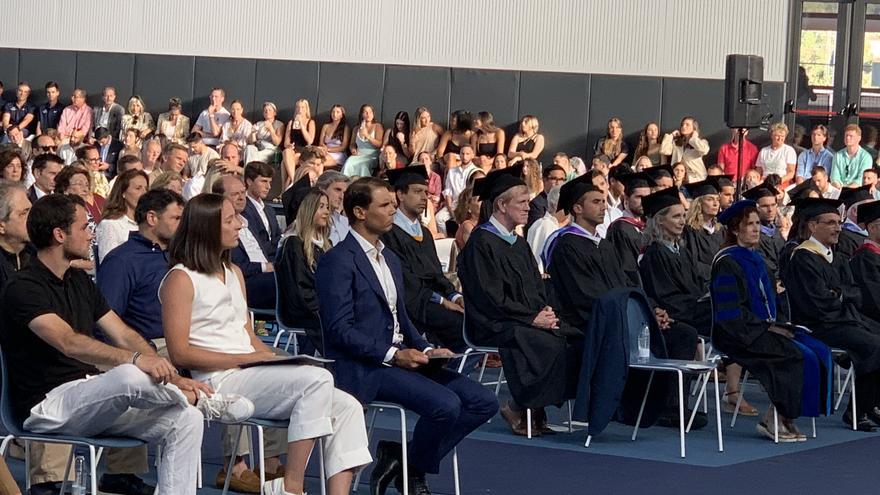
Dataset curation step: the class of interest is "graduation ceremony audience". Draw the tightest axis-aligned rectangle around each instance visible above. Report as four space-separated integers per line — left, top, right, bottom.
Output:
6 71 880 495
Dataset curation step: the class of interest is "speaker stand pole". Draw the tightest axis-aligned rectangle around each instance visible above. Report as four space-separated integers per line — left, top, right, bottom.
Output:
734 128 746 200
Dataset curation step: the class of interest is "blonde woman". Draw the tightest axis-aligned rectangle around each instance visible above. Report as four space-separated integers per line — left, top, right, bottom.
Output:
756 122 797 187
409 106 444 159
120 95 154 141
522 158 543 199
660 116 709 182
245 101 284 165
282 99 317 180
275 189 332 351
593 117 629 166
150 170 185 195
507 115 544 165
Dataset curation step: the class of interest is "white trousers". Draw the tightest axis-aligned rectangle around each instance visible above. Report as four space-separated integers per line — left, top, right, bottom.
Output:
207 365 372 478
24 364 203 495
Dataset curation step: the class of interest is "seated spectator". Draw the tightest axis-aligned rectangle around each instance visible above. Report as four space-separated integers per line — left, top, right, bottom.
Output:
315 177 496 492
522 157 543 199
645 163 676 192
660 116 709 182
94 127 124 179
378 144 404 175
757 123 797 187
3 126 31 162
410 106 443 159
851 201 880 323
120 95 154 141
0 193 251 495
836 185 874 260
436 110 474 160
713 175 736 211
472 111 505 171
507 115 544 165
2 82 36 139
121 127 142 157
382 111 412 162
634 122 665 167
93 87 124 140
452 186 480 250
811 165 840 199
784 197 880 431
280 99 317 180
221 100 253 150
343 104 382 177
458 167 577 436
717 128 759 180
243 161 281 261
245 101 284 165
57 129 85 165
712 200 831 442
865 168 880 200
36 81 63 136
27 153 64 204
317 104 349 171
212 175 276 310
553 152 579 180
96 170 149 262
314 170 351 245
525 165 566 235
591 154 611 176
743 167 763 191
527 185 566 272
606 172 653 286
162 193 371 495
151 143 189 184
795 125 833 184
182 132 220 198
682 179 724 285
831 124 873 189
107 154 144 193
155 97 191 145
706 163 724 176
76 145 110 198
592 117 629 166
381 167 467 351
0 181 32 289
436 152 474 234
192 88 230 147
57 89 93 142
219 141 246 175
31 130 58 170
141 138 163 177
415 152 442 212
0 148 25 183
492 152 508 170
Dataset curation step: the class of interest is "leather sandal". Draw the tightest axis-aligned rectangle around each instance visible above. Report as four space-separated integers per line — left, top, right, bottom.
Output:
722 390 758 416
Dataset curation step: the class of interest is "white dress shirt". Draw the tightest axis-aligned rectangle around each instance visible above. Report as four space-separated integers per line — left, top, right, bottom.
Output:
247 194 270 232
237 215 269 268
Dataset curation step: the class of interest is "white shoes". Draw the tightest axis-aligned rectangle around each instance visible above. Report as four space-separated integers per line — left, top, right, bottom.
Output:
196 392 255 423
263 477 305 495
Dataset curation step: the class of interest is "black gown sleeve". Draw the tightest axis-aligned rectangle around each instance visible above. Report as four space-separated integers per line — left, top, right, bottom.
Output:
850 251 880 322
607 222 641 287
784 250 848 322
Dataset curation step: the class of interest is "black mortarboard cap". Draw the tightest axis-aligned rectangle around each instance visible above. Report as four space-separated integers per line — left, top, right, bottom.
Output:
475 164 526 203
742 180 778 201
608 164 634 182
787 180 819 202
794 197 843 221
711 174 735 189
385 166 428 189
281 173 313 224
644 164 673 181
684 179 719 198
839 184 874 210
642 186 682 218
558 174 601 215
622 171 655 195
857 200 880 225
717 199 757 226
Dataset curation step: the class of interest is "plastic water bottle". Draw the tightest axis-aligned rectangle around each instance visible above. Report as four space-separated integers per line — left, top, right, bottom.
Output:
71 455 85 495
637 322 651 362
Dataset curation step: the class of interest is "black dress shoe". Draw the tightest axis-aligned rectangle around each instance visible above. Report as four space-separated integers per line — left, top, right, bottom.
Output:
29 482 63 495
533 408 556 435
843 409 877 432
98 474 156 495
394 470 432 495
655 410 708 430
370 440 402 495
866 406 880 427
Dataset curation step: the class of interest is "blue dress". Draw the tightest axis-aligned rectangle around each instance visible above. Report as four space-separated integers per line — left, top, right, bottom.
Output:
342 127 379 177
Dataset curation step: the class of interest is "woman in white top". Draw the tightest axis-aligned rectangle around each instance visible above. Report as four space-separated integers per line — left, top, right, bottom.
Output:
96 169 149 262
756 122 798 188
221 100 254 150
245 101 284 166
161 194 371 495
120 95 155 141
660 116 710 182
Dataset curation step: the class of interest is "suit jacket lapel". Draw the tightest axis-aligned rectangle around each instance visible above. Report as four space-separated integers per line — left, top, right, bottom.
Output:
347 238 389 305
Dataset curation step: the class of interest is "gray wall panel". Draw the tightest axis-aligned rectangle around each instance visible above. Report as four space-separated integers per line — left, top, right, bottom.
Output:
660 78 728 152
450 69 520 131
316 63 385 127
253 60 319 123
133 54 195 120
0 48 19 103
381 65 450 130
193 57 257 121
519 71 590 161
588 76 663 161
76 52 135 108
18 50 76 108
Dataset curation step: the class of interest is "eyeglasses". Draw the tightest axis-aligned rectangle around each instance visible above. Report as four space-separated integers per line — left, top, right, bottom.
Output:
38 145 56 151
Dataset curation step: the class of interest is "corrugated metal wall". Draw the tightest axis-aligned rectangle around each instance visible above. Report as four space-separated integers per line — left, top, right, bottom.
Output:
0 0 789 81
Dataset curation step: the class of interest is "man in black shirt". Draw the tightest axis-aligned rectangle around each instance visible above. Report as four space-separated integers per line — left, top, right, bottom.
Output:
0 194 253 494
0 182 31 289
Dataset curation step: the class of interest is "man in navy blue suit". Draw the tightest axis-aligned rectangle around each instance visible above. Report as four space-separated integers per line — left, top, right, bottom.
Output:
242 161 282 261
316 177 498 495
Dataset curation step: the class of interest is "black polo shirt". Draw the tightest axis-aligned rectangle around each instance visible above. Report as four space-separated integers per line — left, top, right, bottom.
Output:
0 258 106 420
3 101 36 132
37 102 63 133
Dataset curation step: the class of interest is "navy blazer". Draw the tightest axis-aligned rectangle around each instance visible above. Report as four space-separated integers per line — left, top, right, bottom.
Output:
316 232 431 404
242 198 281 262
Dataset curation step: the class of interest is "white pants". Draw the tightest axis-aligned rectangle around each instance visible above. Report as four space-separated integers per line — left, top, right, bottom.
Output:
245 145 277 165
435 208 452 235
24 364 203 495
206 365 372 478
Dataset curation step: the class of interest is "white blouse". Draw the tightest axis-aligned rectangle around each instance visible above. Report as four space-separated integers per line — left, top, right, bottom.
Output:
95 215 138 263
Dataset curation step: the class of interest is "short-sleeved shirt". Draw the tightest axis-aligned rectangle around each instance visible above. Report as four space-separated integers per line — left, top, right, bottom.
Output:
0 259 107 420
37 102 63 133
757 144 797 181
3 101 36 130
194 107 230 146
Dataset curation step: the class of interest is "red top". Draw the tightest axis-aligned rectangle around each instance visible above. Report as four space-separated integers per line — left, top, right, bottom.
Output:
717 140 759 179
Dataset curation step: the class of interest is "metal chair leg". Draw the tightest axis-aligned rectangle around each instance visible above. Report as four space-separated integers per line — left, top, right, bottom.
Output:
713 368 724 452
452 447 460 495
398 408 409 495
677 370 686 458
526 409 532 439
851 369 857 431
731 370 749 428
222 425 245 495
773 407 779 444
256 426 266 495
58 445 74 495
352 408 380 490
318 438 326 495
631 371 655 441
89 445 98 495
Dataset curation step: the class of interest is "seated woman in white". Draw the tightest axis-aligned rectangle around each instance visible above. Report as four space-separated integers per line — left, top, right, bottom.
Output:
161 194 372 495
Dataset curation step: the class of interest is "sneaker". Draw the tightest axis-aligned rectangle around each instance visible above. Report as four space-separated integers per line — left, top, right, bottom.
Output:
263 477 306 495
196 392 255 423
98 473 156 495
756 421 798 442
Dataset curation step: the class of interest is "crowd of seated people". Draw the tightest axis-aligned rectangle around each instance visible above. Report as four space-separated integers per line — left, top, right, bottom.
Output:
4 77 880 495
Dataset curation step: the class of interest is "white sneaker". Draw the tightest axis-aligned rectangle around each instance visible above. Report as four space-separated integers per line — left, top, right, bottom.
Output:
196 392 255 423
263 477 305 495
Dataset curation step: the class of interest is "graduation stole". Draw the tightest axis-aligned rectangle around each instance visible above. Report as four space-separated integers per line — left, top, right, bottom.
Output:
393 214 423 241
842 220 868 237
794 238 833 264
760 223 776 237
855 240 880 256
479 221 517 245
541 225 595 270
715 245 776 320
615 216 646 231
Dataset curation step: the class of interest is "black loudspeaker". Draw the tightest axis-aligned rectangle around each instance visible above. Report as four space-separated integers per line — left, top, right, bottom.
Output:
724 54 764 128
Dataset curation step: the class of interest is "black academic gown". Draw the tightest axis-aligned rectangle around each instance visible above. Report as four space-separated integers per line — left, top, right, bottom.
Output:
606 217 646 287
758 227 786 282
849 244 880 324
459 227 582 409
639 240 712 334
381 223 465 350
683 224 725 285
711 255 806 418
836 227 866 261
784 247 880 376
275 235 324 352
